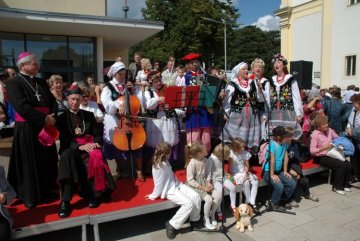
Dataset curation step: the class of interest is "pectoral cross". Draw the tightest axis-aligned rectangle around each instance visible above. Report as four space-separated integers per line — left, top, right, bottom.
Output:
35 92 41 102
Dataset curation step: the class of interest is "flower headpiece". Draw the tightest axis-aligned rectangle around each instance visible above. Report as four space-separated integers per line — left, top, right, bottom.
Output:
272 53 288 65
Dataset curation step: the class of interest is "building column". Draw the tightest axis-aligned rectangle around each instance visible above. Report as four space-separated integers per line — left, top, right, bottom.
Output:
96 36 104 83
320 0 333 88
275 5 292 59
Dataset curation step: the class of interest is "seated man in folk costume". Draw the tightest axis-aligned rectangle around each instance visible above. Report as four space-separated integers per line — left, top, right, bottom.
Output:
57 84 115 218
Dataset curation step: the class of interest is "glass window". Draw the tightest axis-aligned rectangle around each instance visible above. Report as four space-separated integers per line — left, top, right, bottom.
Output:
345 55 356 77
26 34 67 65
348 0 360 6
0 32 25 68
69 37 94 69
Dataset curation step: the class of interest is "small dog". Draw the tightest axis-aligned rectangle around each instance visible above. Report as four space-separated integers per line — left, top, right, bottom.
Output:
234 204 254 232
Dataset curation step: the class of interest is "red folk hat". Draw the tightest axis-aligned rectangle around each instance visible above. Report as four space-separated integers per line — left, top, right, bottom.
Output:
181 53 202 61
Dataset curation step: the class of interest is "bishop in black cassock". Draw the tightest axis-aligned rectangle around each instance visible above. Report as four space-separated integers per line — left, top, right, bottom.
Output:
6 52 58 209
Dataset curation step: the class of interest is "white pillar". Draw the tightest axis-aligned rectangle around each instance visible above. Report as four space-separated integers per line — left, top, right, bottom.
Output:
96 37 104 83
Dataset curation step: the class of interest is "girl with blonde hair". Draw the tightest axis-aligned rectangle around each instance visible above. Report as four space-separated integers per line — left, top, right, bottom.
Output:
185 142 216 230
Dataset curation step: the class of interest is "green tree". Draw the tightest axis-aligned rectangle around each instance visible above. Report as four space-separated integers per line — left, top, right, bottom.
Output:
130 0 239 69
227 26 280 78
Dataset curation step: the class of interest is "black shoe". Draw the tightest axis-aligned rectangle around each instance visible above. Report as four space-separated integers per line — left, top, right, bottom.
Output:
271 202 286 212
349 176 359 184
249 204 260 215
24 201 37 209
284 202 292 210
189 219 204 229
58 201 71 218
88 198 101 208
165 221 176 240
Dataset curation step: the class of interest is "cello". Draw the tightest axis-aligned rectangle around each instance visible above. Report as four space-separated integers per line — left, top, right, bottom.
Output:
112 81 146 152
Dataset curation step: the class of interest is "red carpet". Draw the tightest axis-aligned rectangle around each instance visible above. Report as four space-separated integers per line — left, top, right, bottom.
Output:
8 160 320 229
8 170 187 229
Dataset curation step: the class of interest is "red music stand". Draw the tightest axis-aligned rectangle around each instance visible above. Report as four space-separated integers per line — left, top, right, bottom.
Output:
164 86 202 109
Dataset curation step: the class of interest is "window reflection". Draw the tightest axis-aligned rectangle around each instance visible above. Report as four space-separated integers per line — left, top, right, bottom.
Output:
0 32 24 67
0 32 96 83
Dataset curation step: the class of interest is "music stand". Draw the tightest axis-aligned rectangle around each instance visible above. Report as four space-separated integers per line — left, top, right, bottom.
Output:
164 86 203 146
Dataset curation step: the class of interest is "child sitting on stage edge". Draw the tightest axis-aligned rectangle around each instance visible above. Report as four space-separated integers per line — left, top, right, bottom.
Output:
145 142 201 240
262 126 297 211
207 143 231 223
227 138 259 212
185 142 217 230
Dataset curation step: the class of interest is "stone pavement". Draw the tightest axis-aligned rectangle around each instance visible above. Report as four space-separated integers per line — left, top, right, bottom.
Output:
16 175 360 241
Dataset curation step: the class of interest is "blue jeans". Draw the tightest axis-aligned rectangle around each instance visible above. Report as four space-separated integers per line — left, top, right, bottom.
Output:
264 171 297 205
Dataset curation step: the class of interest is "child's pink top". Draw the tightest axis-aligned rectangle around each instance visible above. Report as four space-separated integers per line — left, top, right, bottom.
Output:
310 128 339 156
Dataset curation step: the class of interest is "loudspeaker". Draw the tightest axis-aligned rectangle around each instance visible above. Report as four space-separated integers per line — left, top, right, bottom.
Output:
290 61 313 89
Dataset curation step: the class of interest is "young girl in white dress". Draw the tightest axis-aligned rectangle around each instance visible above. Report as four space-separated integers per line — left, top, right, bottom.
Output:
146 142 201 239
226 138 258 211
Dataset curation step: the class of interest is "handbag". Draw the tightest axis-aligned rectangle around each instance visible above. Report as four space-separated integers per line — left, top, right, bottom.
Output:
327 145 346 161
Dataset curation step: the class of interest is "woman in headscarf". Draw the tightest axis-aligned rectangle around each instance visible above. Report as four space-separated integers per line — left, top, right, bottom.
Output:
101 62 145 181
221 62 263 149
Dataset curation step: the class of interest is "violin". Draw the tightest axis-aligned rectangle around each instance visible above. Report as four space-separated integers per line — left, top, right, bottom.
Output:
112 82 146 151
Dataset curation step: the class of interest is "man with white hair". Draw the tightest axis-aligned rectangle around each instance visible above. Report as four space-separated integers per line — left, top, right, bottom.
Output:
6 52 58 209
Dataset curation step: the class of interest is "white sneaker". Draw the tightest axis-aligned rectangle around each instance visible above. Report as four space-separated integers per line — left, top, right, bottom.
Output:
332 188 345 195
344 187 351 192
204 220 216 230
211 220 218 226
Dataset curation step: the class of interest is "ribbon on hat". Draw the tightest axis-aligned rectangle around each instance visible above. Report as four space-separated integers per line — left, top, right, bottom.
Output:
107 62 126 78
231 62 248 80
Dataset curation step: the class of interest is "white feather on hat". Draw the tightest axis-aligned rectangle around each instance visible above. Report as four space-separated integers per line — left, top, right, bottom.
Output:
231 62 248 80
107 62 126 78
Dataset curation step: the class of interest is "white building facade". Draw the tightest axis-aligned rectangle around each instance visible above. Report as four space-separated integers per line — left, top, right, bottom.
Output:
276 0 360 89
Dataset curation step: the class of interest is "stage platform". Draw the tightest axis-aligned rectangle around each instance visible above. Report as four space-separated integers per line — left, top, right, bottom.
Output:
8 160 329 241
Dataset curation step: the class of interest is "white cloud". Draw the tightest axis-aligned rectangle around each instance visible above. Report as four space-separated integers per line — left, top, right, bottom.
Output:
252 15 280 31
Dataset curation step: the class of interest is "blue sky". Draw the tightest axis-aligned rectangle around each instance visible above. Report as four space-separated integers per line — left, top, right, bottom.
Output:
235 0 281 25
108 0 281 30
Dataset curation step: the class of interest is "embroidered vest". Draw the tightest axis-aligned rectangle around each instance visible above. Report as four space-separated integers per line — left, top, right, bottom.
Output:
229 81 259 113
105 82 121 101
270 76 295 111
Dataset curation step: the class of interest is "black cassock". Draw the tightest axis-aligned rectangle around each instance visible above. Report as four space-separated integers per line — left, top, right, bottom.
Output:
6 73 58 204
57 109 115 200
